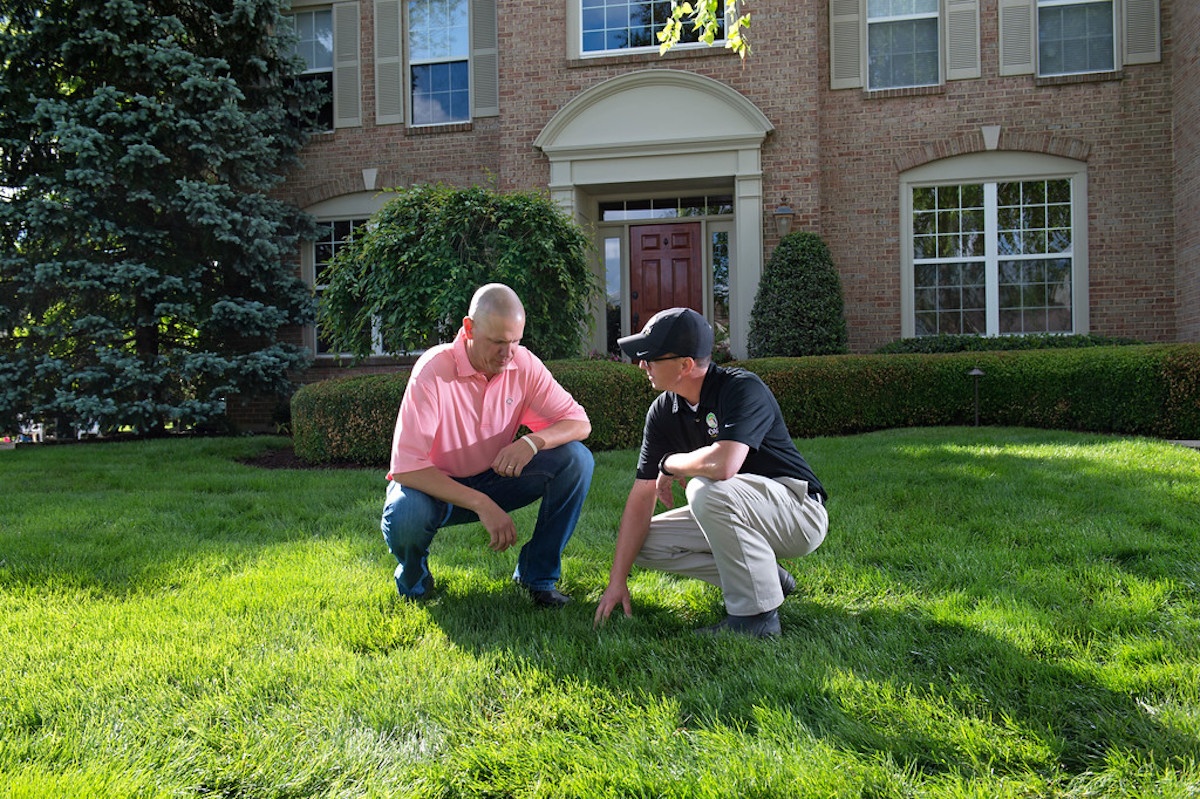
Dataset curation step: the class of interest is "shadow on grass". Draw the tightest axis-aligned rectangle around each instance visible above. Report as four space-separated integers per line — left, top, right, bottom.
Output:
423 588 1199 781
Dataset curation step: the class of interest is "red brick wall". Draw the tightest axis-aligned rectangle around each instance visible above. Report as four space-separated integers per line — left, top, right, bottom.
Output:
273 0 1186 362
1176 0 1200 342
818 0 1177 352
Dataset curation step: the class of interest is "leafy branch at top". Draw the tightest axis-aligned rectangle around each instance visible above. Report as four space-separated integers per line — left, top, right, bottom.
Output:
657 1 751 59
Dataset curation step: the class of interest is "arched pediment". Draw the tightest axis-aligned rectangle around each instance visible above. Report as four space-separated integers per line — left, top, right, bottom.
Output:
534 69 773 158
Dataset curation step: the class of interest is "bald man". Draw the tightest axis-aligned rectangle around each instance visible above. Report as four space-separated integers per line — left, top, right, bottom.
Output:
381 284 593 607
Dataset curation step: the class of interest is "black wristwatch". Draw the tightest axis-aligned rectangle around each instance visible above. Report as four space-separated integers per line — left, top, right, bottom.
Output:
658 453 675 476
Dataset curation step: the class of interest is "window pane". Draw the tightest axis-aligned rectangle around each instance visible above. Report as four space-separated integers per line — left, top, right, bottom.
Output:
582 0 725 54
712 231 730 359
605 237 622 355
911 179 1074 337
313 218 369 354
1038 0 1114 76
409 0 469 124
868 17 939 89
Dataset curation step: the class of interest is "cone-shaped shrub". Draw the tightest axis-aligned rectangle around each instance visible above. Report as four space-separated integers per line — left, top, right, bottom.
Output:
748 232 848 357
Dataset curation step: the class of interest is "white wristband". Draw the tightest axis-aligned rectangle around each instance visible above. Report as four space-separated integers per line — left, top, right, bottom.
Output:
520 434 539 454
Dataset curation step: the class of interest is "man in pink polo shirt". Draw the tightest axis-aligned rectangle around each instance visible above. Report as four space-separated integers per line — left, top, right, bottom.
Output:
381 283 593 607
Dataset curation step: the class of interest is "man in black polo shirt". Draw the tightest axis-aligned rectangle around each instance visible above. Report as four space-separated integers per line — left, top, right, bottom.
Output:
594 308 828 638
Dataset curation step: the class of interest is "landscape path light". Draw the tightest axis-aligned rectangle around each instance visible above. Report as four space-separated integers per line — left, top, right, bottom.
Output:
968 367 985 426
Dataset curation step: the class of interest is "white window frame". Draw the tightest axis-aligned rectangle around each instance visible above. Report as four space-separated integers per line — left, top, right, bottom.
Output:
290 8 335 132
570 0 728 59
1036 0 1116 77
899 151 1089 339
407 0 471 126
303 217 386 358
867 0 942 90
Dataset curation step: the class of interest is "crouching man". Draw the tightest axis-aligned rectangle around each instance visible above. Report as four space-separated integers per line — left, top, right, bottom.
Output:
382 283 593 607
594 308 827 637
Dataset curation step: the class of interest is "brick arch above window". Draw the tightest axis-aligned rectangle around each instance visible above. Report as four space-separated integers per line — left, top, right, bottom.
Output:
293 170 408 211
894 128 1092 173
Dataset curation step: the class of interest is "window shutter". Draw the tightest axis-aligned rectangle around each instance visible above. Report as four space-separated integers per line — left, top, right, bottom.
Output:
374 0 403 124
829 0 862 90
1123 0 1160 65
471 0 499 118
333 2 362 128
945 0 980 81
998 0 1034 76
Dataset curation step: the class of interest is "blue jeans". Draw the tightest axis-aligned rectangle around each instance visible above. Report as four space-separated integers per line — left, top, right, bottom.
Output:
380 441 593 598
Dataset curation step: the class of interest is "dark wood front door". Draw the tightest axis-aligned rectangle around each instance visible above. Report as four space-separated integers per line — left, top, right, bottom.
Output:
629 222 703 333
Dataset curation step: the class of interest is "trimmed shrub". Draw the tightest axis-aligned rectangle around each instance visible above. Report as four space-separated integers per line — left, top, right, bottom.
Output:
748 232 848 357
292 345 1200 466
875 332 1145 354
291 372 407 466
738 344 1200 439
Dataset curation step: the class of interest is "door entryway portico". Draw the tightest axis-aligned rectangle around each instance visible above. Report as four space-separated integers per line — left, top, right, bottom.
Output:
534 70 774 359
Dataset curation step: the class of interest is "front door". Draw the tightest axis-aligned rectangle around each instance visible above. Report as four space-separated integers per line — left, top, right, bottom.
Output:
629 222 703 333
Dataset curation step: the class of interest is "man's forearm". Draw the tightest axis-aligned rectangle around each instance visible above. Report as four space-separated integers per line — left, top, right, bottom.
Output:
390 467 493 514
607 482 657 582
525 418 591 451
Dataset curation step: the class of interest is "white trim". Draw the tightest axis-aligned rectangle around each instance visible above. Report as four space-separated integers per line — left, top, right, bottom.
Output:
536 70 771 359
899 151 1089 338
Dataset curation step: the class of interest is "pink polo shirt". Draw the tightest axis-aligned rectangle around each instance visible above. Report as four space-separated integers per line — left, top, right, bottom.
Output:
387 329 588 480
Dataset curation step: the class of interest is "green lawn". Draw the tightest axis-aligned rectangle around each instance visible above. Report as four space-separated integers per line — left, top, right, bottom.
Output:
1 428 1198 798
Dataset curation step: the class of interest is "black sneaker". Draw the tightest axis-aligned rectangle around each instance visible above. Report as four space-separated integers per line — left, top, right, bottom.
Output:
522 585 572 609
778 564 796 599
696 609 781 639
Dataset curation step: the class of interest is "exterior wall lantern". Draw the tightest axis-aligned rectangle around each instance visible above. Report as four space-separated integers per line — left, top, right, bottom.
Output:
773 200 794 238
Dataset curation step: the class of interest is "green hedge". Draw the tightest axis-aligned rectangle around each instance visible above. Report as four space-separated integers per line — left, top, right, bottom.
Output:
739 344 1200 439
292 345 1200 466
290 372 408 466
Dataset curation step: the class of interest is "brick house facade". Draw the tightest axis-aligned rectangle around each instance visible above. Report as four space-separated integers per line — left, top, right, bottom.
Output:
250 0 1197 429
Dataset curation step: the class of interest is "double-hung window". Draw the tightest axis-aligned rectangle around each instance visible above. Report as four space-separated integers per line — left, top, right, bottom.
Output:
292 9 335 131
901 153 1088 338
868 0 941 89
408 0 470 125
831 0 980 90
1037 0 1114 76
998 0 1160 76
578 0 724 56
288 2 362 129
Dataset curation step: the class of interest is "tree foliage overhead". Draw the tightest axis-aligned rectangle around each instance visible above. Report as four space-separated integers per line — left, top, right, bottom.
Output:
0 0 319 435
318 183 600 361
658 0 751 59
748 231 848 358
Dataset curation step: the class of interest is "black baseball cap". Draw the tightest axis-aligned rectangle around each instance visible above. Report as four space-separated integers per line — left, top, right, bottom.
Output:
618 307 714 361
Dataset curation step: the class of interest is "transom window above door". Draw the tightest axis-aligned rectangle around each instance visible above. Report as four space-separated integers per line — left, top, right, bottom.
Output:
579 0 725 55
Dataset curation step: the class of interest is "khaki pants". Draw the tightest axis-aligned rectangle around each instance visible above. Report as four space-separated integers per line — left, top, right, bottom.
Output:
634 474 828 616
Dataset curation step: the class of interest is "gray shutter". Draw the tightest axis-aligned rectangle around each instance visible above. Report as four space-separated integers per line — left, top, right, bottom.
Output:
998 0 1034 76
333 2 362 128
375 0 403 124
471 0 499 118
830 0 862 90
1123 0 1161 65
945 0 980 81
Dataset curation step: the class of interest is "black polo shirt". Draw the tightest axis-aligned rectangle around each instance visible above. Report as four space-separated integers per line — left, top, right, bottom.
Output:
635 365 827 500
